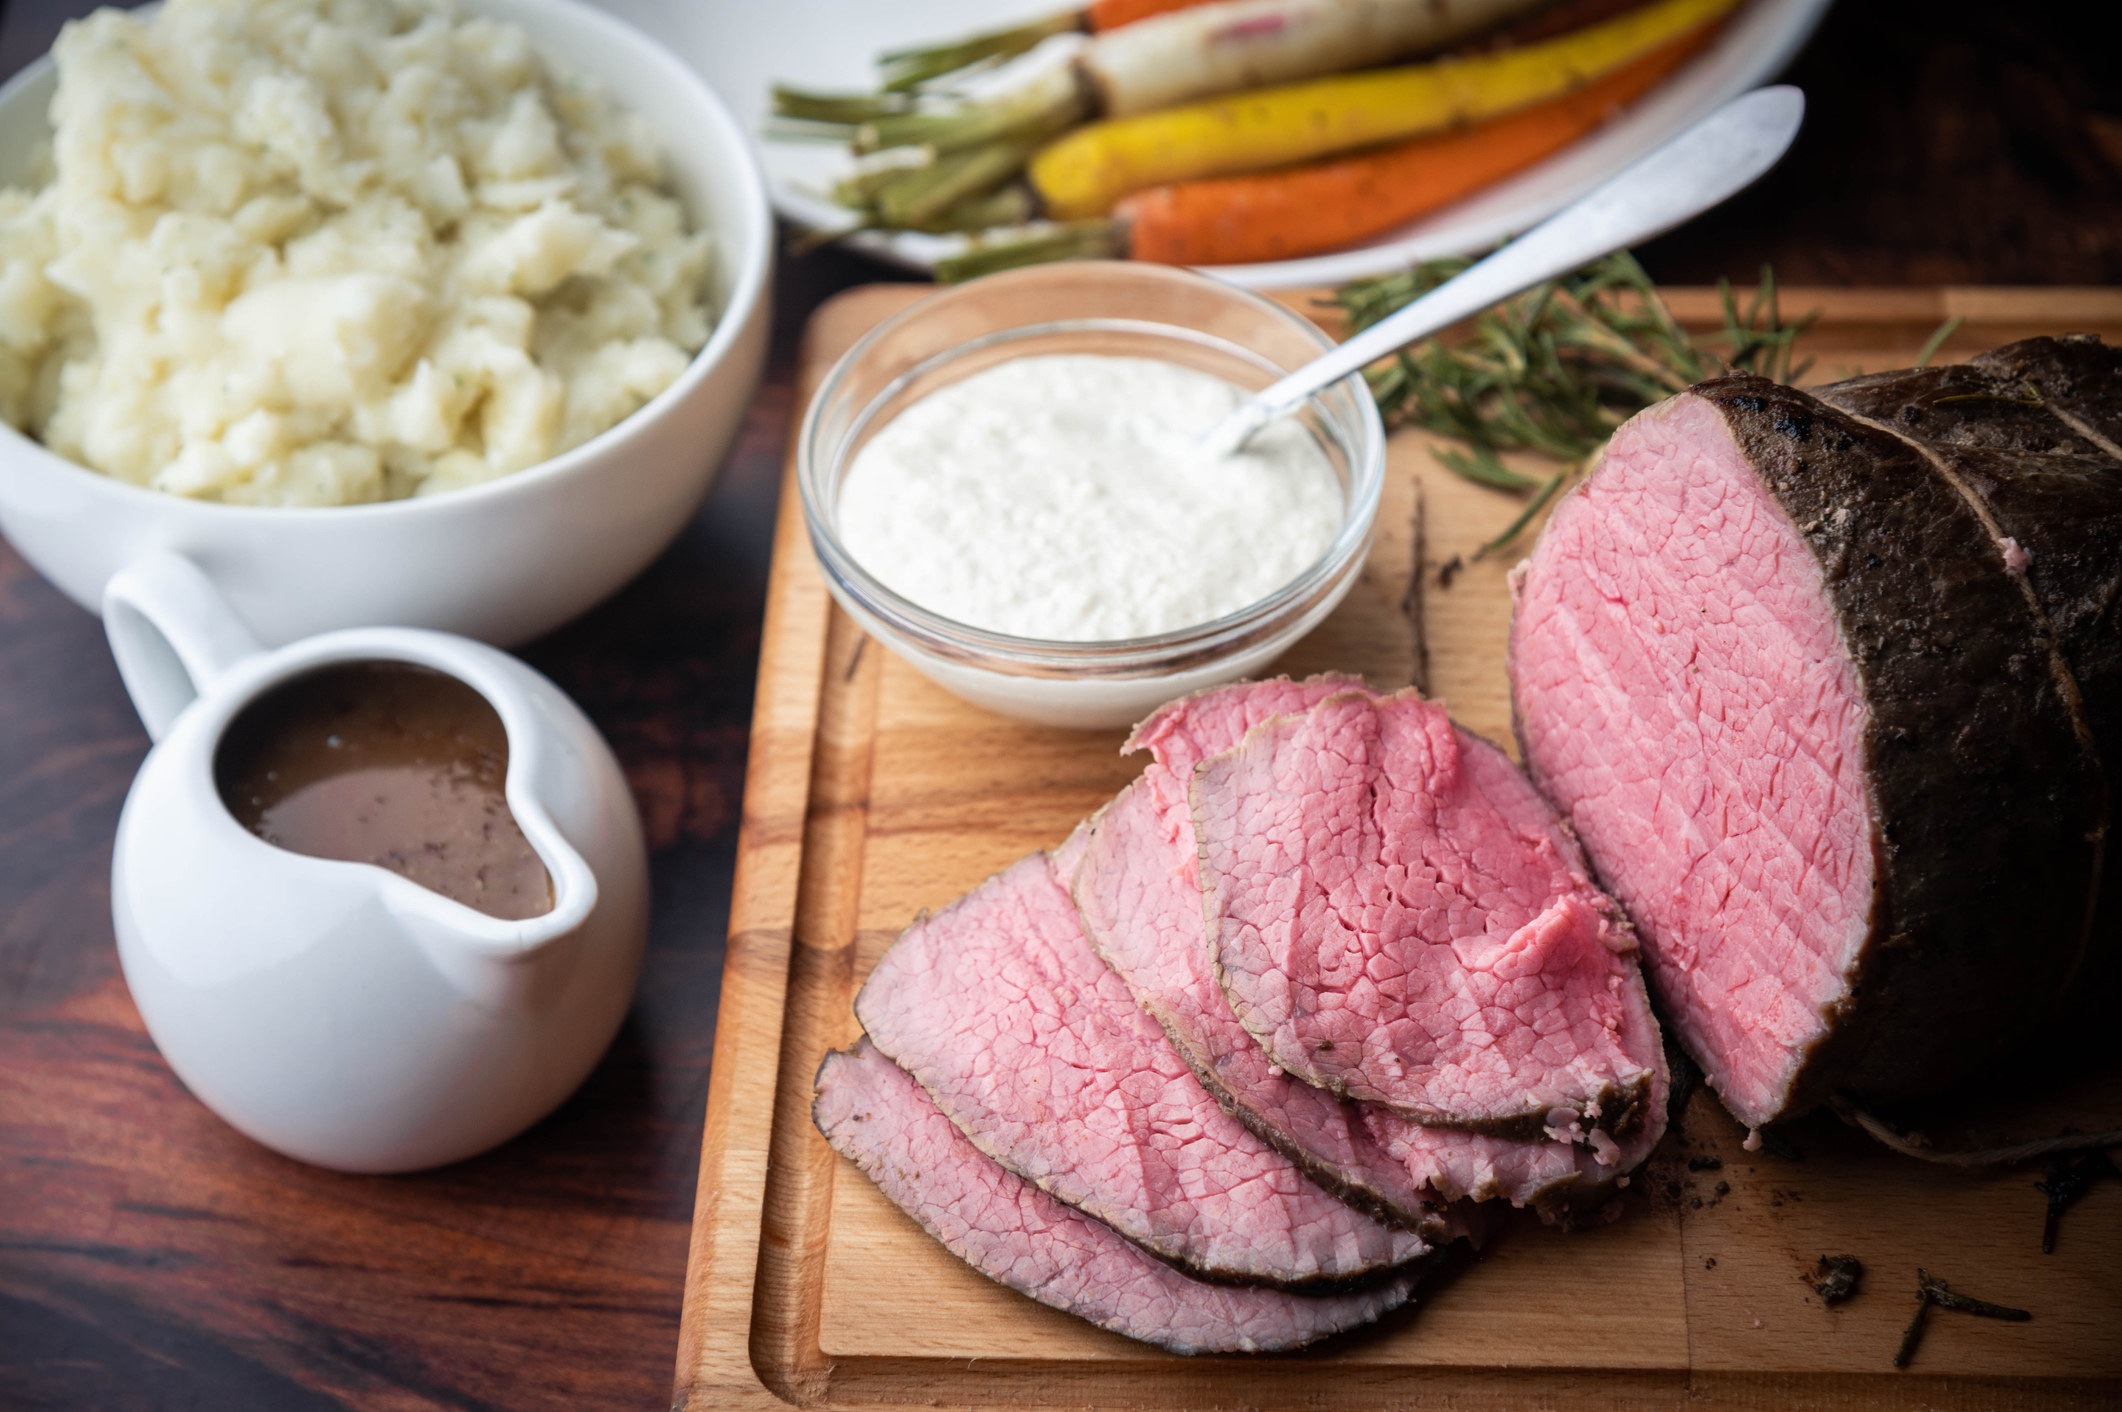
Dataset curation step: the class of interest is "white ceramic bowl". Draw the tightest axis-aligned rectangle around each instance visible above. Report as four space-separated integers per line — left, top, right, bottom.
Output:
799 264 1385 730
0 0 773 648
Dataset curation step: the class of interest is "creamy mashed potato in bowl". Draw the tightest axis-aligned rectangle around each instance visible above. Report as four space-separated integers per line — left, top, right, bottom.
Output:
0 0 771 646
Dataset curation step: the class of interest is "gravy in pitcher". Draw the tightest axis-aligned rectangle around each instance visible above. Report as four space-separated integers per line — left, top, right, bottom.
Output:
216 662 553 920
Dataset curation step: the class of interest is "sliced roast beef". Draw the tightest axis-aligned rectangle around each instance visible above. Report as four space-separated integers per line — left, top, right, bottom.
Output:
1073 678 1663 1219
1127 675 1368 783
1069 677 1435 1231
1195 689 1663 1140
1510 374 2105 1128
1361 1107 1632 1214
855 851 1431 1290
813 1040 1421 1355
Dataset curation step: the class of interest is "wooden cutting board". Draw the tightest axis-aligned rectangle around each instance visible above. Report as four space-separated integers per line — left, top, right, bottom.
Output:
673 284 2122 1412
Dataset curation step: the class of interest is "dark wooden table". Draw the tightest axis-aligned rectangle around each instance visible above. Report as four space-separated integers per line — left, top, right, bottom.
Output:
2 3 2118 1409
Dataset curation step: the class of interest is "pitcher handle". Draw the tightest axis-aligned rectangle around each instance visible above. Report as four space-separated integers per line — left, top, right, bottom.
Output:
104 553 265 741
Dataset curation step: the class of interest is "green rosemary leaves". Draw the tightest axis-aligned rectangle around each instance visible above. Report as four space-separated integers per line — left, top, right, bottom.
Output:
1335 251 1815 555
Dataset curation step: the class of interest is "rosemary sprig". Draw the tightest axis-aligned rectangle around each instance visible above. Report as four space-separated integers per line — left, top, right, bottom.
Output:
1336 252 1817 555
1700 264 1813 386
1934 382 2044 409
1914 314 1963 369
1893 1269 2032 1369
2035 1148 2118 1254
1478 468 1568 557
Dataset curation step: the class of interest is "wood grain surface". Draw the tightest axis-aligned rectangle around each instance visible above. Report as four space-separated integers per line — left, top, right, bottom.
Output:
674 284 2122 1412
1 0 2121 1406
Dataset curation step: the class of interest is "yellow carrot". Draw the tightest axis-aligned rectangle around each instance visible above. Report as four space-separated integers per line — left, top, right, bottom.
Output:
1030 0 1739 218
1120 25 1714 265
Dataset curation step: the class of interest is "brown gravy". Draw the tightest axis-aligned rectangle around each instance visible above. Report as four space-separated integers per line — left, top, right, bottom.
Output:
215 662 553 921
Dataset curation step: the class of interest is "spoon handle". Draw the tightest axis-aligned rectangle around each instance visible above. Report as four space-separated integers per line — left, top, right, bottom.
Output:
1220 85 1807 446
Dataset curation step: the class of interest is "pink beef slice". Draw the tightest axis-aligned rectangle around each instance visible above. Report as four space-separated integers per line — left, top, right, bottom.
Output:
1509 375 2102 1129
1360 1102 1643 1219
1075 677 1432 1229
1195 688 1662 1139
854 852 1431 1290
813 1039 1419 1355
1074 678 1662 1219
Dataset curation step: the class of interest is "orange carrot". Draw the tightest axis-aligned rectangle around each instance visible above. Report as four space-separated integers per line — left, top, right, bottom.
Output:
1087 0 1221 31
1118 24 1717 265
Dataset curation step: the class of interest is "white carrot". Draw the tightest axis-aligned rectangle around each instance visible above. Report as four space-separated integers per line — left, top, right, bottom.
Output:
782 0 1556 153
1085 0 1557 115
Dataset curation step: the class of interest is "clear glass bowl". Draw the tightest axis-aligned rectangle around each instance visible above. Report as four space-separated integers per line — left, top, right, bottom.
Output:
797 262 1385 729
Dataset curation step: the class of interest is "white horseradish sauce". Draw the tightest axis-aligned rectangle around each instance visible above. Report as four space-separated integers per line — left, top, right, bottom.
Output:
835 354 1343 641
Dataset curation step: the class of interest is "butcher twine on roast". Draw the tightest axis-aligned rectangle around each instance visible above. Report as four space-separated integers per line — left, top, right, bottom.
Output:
855 852 1432 1290
1192 689 1662 1145
1510 364 2108 1130
1816 335 2122 1008
1071 678 1667 1217
813 1039 1422 1355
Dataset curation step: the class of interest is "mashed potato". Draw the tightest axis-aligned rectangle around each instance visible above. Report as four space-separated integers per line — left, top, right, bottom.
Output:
0 0 714 505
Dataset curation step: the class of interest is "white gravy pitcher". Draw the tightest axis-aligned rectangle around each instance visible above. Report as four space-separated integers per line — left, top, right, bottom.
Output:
103 552 649 1173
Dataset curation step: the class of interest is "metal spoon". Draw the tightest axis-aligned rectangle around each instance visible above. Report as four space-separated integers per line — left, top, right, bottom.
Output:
1200 85 1808 457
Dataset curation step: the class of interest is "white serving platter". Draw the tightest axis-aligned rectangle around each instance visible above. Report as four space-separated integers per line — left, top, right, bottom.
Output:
596 0 1834 288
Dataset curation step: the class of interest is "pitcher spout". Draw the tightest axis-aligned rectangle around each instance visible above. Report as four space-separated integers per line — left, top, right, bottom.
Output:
383 833 600 1011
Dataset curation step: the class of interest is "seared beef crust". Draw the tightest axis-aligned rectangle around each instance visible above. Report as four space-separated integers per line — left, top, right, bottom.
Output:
1694 373 2103 1107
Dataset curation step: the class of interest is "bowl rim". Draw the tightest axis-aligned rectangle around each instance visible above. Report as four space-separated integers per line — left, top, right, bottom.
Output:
0 0 775 520
796 262 1387 675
